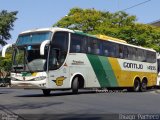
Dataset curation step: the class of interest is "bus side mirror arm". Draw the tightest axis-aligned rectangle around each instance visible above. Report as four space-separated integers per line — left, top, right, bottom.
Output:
2 44 13 57
40 40 50 55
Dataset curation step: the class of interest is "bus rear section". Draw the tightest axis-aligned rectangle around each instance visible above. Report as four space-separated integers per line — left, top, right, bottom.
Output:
68 32 157 92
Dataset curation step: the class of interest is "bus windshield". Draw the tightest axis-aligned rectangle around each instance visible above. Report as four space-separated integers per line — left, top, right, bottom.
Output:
16 32 51 45
12 45 48 72
12 32 51 72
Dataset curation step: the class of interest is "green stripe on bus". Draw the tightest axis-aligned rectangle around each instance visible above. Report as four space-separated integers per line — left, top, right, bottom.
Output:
98 56 118 87
87 54 110 87
74 31 97 38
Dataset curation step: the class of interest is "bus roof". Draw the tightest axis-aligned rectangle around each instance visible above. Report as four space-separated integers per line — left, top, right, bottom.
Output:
20 27 74 34
20 27 156 52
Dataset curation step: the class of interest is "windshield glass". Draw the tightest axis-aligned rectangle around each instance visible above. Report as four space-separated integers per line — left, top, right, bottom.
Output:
12 45 48 72
16 32 51 45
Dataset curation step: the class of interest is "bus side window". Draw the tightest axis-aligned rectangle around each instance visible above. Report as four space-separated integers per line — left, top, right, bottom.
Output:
87 37 96 55
119 45 123 59
95 48 100 54
142 50 146 62
146 51 153 63
146 51 156 63
70 33 85 53
109 42 117 58
152 52 156 63
104 49 108 56
76 45 81 52
72 45 80 53
88 47 91 53
102 41 118 57
158 59 160 72
87 39 92 54
92 38 101 55
128 47 135 60
132 48 136 61
123 46 128 59
102 41 109 57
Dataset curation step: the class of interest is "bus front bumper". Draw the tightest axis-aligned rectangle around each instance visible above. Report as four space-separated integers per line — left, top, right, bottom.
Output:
11 80 47 89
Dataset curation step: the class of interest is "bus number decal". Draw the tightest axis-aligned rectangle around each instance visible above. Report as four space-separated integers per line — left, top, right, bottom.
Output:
147 66 156 71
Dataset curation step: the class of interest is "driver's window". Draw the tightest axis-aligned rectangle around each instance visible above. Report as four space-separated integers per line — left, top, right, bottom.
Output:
49 32 69 70
49 49 60 70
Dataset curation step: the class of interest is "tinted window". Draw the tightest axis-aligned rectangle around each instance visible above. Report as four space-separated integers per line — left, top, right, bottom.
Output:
69 33 156 63
70 33 86 53
158 59 160 72
128 47 135 60
87 37 101 55
17 32 51 45
118 45 124 58
51 32 68 52
123 46 129 59
146 51 156 63
49 32 69 70
102 41 118 57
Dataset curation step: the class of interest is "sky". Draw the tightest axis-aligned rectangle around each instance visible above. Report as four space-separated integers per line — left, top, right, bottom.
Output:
0 0 160 48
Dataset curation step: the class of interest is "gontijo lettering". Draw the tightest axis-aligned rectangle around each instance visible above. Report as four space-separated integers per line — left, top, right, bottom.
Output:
123 62 143 69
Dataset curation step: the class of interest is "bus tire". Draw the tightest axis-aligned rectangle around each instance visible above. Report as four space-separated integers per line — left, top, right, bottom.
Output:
133 79 141 92
72 77 79 94
42 89 51 96
140 80 147 92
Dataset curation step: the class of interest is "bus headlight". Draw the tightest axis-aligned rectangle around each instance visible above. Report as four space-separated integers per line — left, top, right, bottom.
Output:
34 76 46 81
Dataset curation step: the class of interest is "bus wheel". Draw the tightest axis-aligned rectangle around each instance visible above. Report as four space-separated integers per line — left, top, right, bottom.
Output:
133 79 140 92
72 77 79 94
42 89 51 96
140 80 147 92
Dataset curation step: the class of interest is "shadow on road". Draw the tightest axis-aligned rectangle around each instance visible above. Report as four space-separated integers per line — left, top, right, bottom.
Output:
13 88 159 98
0 89 14 94
20 114 106 120
15 90 97 97
3 102 63 110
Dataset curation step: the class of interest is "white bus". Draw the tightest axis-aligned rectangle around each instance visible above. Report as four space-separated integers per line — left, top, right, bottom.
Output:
2 27 157 95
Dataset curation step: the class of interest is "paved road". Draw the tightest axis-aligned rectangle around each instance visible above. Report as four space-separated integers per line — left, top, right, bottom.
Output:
0 88 160 120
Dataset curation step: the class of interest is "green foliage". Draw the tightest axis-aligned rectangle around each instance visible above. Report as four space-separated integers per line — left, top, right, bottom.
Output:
0 10 18 46
0 48 13 72
0 10 17 75
53 8 160 52
0 54 12 72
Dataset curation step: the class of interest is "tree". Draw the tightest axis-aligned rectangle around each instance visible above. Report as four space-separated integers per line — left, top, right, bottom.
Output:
0 10 18 46
0 53 12 86
0 10 17 81
53 8 136 33
53 8 160 52
0 48 12 76
0 54 12 71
